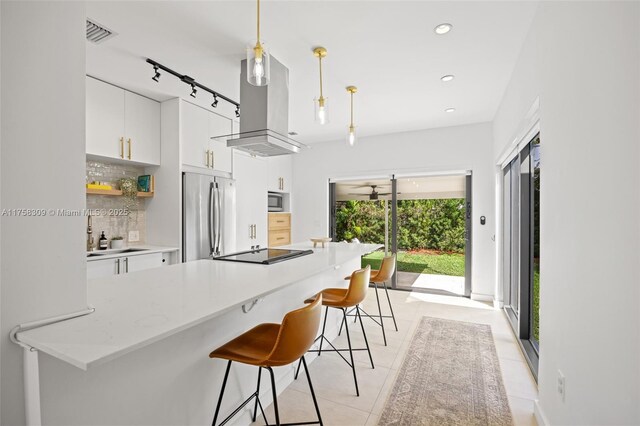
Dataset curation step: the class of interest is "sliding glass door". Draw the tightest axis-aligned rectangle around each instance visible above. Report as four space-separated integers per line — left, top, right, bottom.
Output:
502 134 541 375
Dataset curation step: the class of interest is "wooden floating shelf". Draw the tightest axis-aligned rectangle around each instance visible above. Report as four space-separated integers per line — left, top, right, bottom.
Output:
86 188 154 198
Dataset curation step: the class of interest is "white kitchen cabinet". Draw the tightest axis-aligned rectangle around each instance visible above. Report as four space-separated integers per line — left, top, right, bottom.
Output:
181 100 233 173
87 257 121 279
86 77 125 160
181 101 210 169
87 252 164 279
124 91 161 165
267 155 292 193
86 77 160 165
124 252 163 273
234 151 268 250
209 112 233 173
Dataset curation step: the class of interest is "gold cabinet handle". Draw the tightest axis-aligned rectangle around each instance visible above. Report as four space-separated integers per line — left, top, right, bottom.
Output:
206 149 210 167
120 137 124 159
127 138 132 160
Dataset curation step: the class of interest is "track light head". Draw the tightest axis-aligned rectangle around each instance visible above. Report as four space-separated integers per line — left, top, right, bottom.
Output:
152 65 160 82
190 84 197 98
211 94 219 108
235 105 240 118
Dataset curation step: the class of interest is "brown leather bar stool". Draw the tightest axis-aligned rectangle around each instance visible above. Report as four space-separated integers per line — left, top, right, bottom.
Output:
341 255 398 346
295 265 374 397
209 295 323 426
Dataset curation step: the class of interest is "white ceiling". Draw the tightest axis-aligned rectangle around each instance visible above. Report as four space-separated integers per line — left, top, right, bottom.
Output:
336 175 466 201
86 1 538 144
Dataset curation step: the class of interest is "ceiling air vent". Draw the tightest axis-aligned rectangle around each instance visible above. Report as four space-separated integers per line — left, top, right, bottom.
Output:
86 19 117 44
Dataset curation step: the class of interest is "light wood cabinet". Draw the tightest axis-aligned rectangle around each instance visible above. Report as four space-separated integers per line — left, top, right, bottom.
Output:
268 213 291 247
181 100 232 173
86 77 160 165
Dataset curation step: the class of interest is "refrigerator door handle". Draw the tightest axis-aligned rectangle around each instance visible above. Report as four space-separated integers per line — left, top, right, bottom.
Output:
209 183 215 256
216 184 222 253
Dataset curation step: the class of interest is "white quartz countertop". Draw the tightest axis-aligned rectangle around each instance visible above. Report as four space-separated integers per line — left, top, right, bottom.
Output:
86 245 179 262
19 242 380 370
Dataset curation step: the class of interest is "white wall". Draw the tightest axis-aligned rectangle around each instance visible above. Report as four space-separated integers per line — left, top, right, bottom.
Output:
0 2 88 424
292 122 496 299
493 2 640 424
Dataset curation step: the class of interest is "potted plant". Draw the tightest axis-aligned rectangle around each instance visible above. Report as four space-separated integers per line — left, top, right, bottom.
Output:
111 236 124 249
117 177 138 213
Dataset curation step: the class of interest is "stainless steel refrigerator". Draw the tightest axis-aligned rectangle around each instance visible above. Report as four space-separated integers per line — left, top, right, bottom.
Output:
182 172 236 261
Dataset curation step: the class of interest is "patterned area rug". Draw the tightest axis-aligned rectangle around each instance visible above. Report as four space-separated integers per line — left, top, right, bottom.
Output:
378 317 513 426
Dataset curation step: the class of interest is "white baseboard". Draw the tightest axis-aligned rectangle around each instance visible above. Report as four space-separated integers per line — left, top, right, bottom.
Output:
470 292 494 302
534 400 549 426
493 299 504 309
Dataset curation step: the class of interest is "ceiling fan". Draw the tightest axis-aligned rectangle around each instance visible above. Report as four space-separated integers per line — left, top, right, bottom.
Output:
348 185 397 200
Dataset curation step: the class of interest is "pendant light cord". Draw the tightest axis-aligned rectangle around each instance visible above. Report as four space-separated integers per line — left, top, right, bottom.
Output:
256 0 261 43
319 56 324 99
350 91 354 127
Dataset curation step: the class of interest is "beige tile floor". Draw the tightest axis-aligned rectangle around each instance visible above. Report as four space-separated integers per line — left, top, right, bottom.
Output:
253 289 539 426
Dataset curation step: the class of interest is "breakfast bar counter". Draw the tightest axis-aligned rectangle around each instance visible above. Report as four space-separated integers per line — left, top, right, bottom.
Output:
18 242 381 370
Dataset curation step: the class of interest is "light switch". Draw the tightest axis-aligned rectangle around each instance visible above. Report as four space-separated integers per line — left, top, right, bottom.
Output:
128 230 140 242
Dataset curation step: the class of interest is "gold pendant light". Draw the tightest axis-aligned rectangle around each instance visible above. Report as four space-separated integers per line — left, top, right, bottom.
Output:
346 86 357 146
313 47 328 125
247 0 270 86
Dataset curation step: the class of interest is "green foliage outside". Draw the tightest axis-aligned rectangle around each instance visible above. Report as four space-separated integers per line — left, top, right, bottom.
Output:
335 199 466 253
362 251 465 276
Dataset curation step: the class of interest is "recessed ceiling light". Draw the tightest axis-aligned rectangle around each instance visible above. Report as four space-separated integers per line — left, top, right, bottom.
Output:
434 23 452 35
445 108 456 113
441 75 455 82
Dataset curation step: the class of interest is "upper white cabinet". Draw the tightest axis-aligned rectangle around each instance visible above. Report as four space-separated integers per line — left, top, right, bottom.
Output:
86 77 160 165
181 100 232 173
234 151 268 250
267 155 292 193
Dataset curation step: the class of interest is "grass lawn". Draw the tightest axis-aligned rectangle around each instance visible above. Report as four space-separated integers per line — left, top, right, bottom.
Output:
533 262 540 343
362 250 465 277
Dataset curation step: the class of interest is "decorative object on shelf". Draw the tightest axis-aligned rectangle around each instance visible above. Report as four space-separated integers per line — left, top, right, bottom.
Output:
86 182 112 191
346 86 358 147
313 47 328 125
146 58 239 113
110 236 124 249
117 177 138 212
310 237 332 248
137 175 154 192
246 0 270 86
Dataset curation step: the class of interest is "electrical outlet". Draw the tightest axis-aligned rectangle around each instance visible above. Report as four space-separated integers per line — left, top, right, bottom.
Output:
557 370 566 402
128 230 139 242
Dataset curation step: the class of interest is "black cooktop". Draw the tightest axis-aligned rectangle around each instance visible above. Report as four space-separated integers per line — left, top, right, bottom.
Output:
212 248 314 265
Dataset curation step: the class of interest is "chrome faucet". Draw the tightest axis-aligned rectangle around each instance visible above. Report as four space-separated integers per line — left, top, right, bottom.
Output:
87 214 94 252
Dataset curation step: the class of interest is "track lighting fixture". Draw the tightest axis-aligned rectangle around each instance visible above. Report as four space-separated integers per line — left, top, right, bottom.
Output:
247 0 270 86
145 58 239 112
313 47 328 125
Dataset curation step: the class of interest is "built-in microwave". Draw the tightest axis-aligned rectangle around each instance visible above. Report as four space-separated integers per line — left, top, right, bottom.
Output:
268 192 284 212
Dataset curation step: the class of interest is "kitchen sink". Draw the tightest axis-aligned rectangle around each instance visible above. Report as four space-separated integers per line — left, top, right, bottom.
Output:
87 248 150 257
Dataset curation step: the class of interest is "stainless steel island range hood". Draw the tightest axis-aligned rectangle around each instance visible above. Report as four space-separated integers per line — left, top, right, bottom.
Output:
220 56 307 157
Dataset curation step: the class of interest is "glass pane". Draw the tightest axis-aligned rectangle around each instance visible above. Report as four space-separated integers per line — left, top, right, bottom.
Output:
531 136 541 349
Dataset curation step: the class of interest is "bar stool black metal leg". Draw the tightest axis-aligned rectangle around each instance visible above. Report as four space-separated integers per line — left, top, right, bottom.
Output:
382 281 398 331
212 360 232 426
301 356 324 426
356 306 374 369
294 357 302 380
252 367 262 422
318 306 329 356
342 307 359 396
373 282 387 346
267 366 280 426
